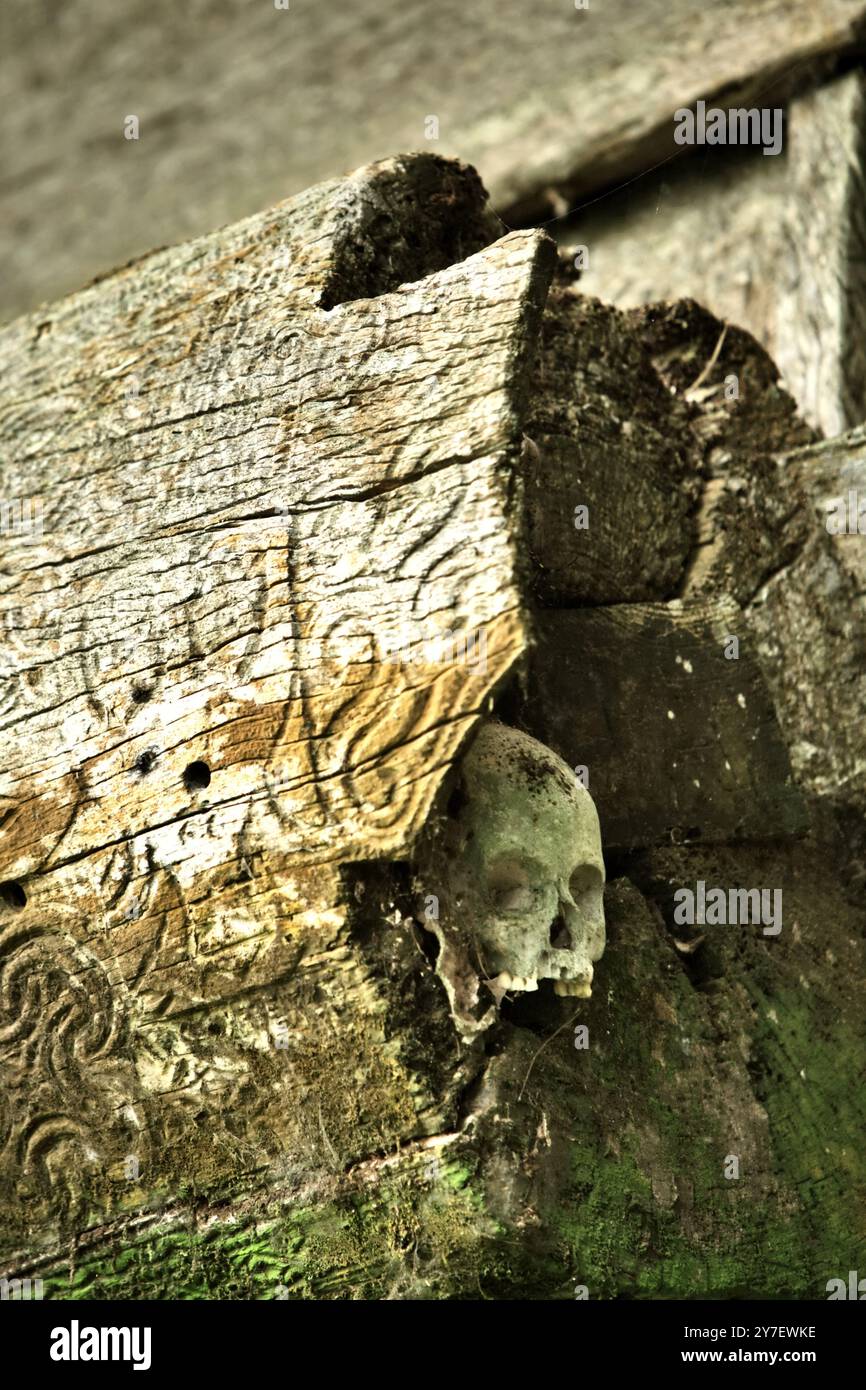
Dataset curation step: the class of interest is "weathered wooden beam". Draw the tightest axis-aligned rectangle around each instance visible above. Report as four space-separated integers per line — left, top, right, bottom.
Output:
745 424 866 882
572 70 866 437
1 155 549 889
774 70 866 435
2 152 865 1303
4 0 866 320
8 838 866 1300
0 153 555 1249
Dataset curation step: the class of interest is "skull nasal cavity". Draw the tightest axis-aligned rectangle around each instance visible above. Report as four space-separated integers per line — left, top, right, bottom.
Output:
549 913 572 950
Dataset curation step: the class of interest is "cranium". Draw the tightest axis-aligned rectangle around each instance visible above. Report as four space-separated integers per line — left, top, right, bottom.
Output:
414 719 606 1035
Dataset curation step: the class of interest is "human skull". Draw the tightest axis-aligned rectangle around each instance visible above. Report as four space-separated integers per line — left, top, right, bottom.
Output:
414 720 605 1033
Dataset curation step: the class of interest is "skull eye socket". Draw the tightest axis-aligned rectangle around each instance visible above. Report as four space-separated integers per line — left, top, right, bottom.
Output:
487 858 535 913
492 885 534 913
569 864 603 899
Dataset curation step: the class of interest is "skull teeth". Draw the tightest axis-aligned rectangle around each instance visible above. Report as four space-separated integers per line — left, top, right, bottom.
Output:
492 972 539 993
554 979 593 998
491 973 592 997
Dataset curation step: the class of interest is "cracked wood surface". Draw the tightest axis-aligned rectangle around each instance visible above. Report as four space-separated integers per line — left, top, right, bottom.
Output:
0 154 554 1250
4 0 866 321
745 424 866 880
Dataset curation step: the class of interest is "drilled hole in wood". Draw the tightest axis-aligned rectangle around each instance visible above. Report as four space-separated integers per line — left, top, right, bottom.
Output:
183 760 211 791
131 684 152 704
0 880 27 911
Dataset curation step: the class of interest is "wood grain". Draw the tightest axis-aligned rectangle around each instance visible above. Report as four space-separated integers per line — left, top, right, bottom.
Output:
573 71 866 437
3 0 866 320
0 153 553 1249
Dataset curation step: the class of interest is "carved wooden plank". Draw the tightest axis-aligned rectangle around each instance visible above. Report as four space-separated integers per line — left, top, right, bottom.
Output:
572 71 866 437
525 599 808 851
0 153 555 1250
4 0 866 320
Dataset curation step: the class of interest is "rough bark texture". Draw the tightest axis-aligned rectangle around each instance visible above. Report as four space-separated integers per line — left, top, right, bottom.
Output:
624 299 866 886
4 0 866 321
573 70 866 438
631 298 816 604
523 287 699 605
1 155 865 1301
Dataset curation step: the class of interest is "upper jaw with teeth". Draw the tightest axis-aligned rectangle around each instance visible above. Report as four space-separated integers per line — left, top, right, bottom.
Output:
553 977 593 998
491 971 539 993
491 969 593 998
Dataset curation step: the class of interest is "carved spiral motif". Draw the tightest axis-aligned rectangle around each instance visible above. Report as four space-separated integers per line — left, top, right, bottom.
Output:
0 921 128 1173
